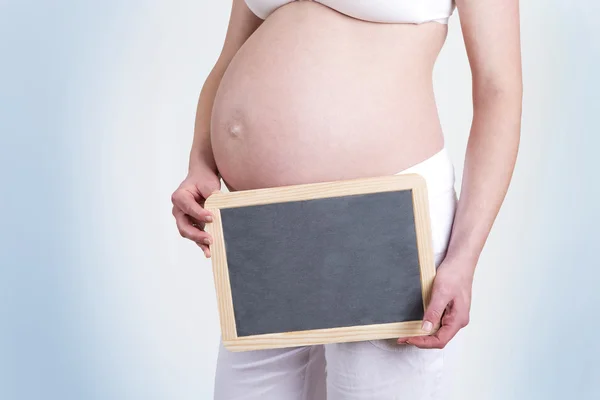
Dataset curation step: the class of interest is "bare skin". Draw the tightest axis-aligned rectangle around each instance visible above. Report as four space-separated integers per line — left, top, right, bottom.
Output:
171 0 522 350
210 3 447 190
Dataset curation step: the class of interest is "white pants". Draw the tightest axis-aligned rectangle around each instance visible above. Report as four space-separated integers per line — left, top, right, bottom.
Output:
214 148 461 400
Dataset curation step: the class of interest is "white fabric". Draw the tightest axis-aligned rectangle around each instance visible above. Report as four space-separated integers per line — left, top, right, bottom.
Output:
214 147 461 399
245 0 456 24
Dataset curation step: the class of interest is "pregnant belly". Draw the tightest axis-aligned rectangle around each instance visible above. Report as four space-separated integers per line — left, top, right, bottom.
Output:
211 2 448 191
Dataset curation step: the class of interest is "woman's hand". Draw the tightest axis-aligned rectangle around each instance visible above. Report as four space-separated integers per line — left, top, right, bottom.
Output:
397 259 475 349
171 170 221 258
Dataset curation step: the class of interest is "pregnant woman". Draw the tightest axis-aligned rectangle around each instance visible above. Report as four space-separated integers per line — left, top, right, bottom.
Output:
171 0 522 398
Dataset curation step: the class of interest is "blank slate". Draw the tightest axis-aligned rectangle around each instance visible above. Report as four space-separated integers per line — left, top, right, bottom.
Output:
204 174 436 352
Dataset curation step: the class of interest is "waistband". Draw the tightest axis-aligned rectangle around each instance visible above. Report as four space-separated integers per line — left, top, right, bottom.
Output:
393 148 456 196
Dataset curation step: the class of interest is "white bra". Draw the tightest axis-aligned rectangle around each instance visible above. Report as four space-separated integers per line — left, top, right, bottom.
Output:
245 0 456 24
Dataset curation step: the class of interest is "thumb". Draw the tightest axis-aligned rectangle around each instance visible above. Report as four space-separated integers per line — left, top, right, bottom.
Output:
197 176 222 199
422 290 450 334
202 188 221 202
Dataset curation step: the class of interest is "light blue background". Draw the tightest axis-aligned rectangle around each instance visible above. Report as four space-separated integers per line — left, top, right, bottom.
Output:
1 1 598 399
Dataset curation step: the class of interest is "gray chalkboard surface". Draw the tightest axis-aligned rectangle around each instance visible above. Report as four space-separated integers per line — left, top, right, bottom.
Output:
204 174 435 351
221 190 423 337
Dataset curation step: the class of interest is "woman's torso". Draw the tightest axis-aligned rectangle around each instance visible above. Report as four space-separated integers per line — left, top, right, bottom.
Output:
211 1 450 191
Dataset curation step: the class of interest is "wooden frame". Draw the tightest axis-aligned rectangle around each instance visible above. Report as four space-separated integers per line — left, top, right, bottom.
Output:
204 173 436 352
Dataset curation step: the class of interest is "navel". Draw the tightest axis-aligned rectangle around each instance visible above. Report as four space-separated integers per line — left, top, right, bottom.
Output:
229 123 242 138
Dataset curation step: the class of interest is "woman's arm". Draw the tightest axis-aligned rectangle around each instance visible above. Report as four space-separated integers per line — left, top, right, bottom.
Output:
172 0 262 257
399 0 523 348
446 0 523 269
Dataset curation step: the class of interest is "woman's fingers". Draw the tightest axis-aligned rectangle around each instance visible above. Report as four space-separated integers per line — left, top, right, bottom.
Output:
196 242 211 258
172 200 214 258
173 207 213 245
403 322 458 349
171 176 221 259
421 285 452 333
398 297 470 349
171 188 214 223
190 218 206 231
190 216 212 258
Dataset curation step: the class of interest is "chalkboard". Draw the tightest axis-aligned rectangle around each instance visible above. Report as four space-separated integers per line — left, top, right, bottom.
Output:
204 174 436 352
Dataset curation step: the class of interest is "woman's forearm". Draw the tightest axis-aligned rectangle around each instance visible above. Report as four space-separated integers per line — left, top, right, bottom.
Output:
444 88 523 274
188 64 228 176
